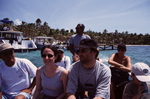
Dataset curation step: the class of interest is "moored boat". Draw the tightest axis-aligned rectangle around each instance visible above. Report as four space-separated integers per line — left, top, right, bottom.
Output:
0 30 37 52
34 36 56 49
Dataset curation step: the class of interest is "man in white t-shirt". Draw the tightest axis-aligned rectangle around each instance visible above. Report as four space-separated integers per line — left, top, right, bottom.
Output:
0 43 37 99
55 48 71 71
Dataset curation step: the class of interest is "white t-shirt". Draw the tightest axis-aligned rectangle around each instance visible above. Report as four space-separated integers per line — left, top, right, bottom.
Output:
55 56 71 71
0 58 37 95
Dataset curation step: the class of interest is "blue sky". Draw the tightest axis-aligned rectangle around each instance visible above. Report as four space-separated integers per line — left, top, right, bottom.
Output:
1 0 150 34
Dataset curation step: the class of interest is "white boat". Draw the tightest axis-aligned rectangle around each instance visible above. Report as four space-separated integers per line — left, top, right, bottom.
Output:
0 30 37 52
34 36 56 49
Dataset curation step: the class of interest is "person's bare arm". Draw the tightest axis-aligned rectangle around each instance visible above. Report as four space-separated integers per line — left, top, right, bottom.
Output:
69 44 75 55
33 67 42 99
66 93 76 99
70 44 80 62
116 57 132 72
108 54 131 72
0 91 2 99
93 97 103 99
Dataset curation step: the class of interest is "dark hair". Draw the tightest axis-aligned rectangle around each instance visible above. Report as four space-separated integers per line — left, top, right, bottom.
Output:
41 45 59 57
0 49 14 55
117 43 126 51
90 48 99 59
79 39 98 48
76 24 85 29
80 39 99 59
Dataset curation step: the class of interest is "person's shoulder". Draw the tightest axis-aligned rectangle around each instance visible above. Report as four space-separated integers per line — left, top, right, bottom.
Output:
83 34 90 38
110 52 116 55
70 61 81 70
64 56 70 59
60 67 68 81
36 66 42 73
61 66 68 75
16 58 33 65
97 60 109 68
125 56 131 59
16 57 30 62
71 34 77 37
72 61 81 66
0 61 5 69
125 82 137 90
96 60 111 72
85 34 91 37
110 53 117 58
37 66 42 70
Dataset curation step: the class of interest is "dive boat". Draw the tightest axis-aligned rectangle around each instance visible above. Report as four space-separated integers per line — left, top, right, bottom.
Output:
34 36 56 49
0 30 37 52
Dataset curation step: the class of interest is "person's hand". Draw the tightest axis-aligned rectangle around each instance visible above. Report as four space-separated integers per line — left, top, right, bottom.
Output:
21 88 32 95
137 83 146 95
110 65 115 68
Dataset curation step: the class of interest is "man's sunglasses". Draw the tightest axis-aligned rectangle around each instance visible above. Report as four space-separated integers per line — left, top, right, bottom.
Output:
77 49 87 53
75 27 84 29
41 54 53 58
118 49 126 52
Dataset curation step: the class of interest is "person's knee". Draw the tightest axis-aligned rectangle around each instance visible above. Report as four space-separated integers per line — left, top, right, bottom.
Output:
15 94 26 99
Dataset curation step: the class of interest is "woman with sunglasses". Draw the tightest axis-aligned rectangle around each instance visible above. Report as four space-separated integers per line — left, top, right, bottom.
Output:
108 43 132 99
33 45 68 99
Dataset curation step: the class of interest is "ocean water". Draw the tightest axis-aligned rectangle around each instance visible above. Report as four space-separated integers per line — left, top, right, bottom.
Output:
2 46 150 67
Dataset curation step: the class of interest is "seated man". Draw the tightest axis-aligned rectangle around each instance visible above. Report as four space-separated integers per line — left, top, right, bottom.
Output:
0 43 37 99
66 39 111 99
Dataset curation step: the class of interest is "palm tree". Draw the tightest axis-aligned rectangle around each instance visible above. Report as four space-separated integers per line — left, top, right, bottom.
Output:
36 18 41 31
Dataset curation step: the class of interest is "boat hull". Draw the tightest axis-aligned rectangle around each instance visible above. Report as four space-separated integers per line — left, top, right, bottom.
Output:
0 31 37 52
1 39 37 52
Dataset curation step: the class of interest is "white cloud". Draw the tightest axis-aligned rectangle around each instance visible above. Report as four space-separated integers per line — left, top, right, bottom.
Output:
14 19 22 25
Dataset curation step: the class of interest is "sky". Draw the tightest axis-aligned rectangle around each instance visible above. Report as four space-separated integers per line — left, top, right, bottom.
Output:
0 0 150 34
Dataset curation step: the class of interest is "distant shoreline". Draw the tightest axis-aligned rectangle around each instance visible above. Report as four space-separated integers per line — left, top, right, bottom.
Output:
126 45 150 46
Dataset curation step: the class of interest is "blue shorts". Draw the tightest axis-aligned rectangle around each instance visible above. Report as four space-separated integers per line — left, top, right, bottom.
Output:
2 92 31 99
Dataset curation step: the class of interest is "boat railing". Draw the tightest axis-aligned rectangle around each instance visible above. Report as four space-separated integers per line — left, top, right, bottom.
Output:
3 40 37 49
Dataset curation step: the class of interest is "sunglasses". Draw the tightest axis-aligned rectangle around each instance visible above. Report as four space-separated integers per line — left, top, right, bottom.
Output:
41 54 54 58
118 49 126 52
77 49 87 53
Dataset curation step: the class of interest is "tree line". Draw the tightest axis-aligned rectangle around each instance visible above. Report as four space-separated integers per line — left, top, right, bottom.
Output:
1 18 150 45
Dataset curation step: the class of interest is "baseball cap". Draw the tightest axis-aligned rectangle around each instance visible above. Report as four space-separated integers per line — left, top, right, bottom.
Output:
57 48 64 53
0 43 14 54
132 62 150 82
78 39 98 49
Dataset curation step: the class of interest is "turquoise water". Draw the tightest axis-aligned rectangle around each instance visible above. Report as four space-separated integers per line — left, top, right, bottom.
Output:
2 46 150 67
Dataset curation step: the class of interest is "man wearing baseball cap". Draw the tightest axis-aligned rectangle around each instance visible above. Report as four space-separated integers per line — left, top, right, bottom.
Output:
66 39 111 99
55 48 71 71
123 62 150 99
0 43 37 99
